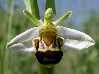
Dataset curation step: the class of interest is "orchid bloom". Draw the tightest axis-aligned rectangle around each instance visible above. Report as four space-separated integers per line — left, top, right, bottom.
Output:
7 8 95 53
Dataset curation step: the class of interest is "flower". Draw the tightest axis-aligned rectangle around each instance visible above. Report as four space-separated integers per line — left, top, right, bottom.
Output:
7 8 95 52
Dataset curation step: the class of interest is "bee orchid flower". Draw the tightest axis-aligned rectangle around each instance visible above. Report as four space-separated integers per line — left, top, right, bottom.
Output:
7 8 95 64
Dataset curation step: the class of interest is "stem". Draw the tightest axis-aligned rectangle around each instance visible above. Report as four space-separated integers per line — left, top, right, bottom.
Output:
3 0 14 74
24 0 40 19
38 64 54 74
46 0 56 14
0 43 5 74
30 0 40 19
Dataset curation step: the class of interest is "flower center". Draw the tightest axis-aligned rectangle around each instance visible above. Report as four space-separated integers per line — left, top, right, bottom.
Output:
42 35 55 47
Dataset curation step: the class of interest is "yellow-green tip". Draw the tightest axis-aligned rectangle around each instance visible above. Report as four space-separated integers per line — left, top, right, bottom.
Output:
44 8 54 20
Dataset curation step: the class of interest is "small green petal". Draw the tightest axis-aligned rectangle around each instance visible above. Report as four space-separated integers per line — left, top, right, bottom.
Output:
54 11 72 25
23 10 40 26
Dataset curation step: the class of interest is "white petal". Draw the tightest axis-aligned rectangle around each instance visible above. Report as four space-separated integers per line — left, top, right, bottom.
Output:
63 39 94 50
7 27 39 47
8 43 36 52
57 26 95 50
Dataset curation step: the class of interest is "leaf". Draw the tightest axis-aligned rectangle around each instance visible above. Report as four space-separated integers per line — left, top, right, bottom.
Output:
24 0 40 19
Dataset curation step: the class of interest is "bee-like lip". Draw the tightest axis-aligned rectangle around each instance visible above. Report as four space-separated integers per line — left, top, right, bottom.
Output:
35 50 63 65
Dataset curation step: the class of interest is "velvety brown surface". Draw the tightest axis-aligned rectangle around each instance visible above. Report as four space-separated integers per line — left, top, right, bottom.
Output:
35 50 63 65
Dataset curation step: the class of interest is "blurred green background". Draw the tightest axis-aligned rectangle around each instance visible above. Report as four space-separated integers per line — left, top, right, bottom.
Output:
0 0 99 74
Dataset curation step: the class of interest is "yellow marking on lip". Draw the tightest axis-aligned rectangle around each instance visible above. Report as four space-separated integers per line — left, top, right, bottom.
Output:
38 48 60 52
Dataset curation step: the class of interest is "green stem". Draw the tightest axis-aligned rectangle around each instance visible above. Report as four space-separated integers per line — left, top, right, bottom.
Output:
46 0 56 14
30 0 40 19
3 0 14 74
39 64 54 74
24 0 40 19
54 11 72 25
0 43 5 74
